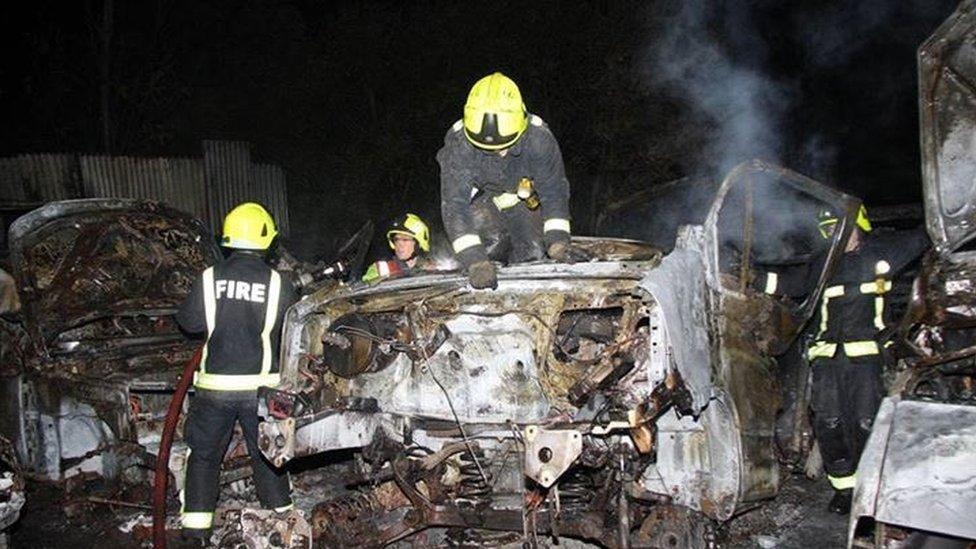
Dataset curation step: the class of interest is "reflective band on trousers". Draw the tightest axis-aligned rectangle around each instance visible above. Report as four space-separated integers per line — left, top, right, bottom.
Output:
544 218 571 233
197 269 281 391
194 372 281 391
764 272 779 294
828 474 856 490
808 340 879 359
181 511 214 529
274 503 295 513
452 233 482 253
491 192 520 210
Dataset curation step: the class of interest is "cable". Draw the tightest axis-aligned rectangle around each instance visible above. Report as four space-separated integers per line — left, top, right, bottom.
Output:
423 355 490 486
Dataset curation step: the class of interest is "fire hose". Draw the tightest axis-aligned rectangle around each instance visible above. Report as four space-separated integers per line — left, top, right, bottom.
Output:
153 346 202 549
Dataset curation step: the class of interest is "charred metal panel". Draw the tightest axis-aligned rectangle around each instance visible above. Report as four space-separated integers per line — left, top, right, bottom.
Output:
351 313 550 424
637 226 713 413
919 0 976 254
643 391 740 521
850 397 976 544
714 294 781 504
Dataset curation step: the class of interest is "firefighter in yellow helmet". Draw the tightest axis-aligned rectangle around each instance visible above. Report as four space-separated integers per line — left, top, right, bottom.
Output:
175 202 296 540
807 204 927 515
362 213 432 282
437 72 579 290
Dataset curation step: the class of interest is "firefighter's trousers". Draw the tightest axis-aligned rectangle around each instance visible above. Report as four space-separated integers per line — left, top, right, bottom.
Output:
810 352 884 490
471 194 546 264
181 388 292 531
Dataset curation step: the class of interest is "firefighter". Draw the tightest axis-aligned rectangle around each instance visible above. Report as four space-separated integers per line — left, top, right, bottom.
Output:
437 72 577 290
808 205 927 514
175 202 296 540
362 213 432 282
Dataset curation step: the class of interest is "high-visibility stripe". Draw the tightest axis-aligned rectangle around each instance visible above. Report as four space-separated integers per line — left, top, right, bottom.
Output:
260 271 282 376
377 262 390 277
817 286 844 339
452 234 482 253
764 272 779 294
201 267 216 373
492 192 520 210
544 218 571 234
828 474 856 490
844 340 879 356
859 280 892 294
274 503 295 513
194 372 281 391
874 295 885 330
808 341 837 360
810 340 879 359
823 285 845 298
181 511 214 529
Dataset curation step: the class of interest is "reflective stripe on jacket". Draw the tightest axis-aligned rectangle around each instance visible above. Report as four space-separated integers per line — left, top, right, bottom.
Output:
176 251 296 390
808 230 929 361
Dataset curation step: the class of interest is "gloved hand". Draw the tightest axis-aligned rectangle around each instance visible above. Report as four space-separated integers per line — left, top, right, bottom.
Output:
467 260 497 290
547 241 592 263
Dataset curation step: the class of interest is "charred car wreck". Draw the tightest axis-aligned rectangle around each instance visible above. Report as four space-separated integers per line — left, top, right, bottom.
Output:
0 199 219 482
848 1 976 546
255 161 861 547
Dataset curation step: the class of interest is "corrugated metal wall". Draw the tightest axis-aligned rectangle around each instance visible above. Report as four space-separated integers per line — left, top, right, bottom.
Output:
0 154 80 207
80 156 208 221
0 141 289 235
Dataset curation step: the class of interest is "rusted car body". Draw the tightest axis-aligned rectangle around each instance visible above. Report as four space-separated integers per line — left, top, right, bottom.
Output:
257 161 859 547
0 199 218 482
848 1 976 545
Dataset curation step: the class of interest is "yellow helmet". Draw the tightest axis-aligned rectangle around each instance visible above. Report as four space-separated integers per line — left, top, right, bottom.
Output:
221 202 278 250
817 204 871 239
463 72 528 150
387 213 430 253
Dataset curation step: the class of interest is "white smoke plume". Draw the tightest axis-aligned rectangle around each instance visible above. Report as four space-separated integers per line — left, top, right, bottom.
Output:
644 1 794 178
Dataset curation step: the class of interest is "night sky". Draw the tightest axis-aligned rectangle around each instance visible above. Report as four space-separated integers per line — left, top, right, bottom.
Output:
0 0 960 259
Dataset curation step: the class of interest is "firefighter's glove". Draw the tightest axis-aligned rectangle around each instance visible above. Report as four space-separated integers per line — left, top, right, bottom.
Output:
547 241 591 264
467 260 498 290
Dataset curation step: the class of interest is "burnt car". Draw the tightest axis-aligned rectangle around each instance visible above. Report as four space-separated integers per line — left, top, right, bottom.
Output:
847 1 976 546
0 199 218 482
255 161 861 547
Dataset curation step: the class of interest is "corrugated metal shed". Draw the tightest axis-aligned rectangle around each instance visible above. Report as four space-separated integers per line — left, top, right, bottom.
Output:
0 141 289 236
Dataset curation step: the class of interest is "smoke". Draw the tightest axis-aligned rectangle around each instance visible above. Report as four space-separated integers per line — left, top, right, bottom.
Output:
644 1 794 178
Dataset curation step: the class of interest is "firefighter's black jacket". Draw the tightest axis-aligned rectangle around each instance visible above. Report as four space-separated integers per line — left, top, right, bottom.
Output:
176 251 297 384
437 114 571 266
816 230 928 345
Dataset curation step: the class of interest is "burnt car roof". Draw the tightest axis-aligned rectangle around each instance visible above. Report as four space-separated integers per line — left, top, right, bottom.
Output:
345 236 662 293
8 198 219 343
